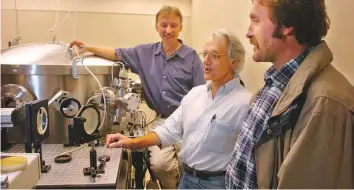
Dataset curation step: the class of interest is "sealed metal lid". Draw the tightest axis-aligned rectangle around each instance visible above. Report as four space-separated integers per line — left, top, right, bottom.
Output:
1 43 118 75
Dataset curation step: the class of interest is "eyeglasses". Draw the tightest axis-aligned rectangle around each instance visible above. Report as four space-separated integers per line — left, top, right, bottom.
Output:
198 52 227 61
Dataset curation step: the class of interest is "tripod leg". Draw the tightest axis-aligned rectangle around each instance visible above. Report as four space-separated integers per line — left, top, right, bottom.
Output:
132 151 145 189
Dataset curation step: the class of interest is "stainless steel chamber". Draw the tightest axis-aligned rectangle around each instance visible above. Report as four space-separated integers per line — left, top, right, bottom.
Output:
1 42 120 144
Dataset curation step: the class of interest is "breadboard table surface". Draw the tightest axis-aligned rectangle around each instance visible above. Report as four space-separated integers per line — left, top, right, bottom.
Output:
4 144 122 188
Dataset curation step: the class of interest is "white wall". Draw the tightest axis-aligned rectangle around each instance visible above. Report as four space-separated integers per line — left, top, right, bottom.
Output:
191 0 269 93
191 0 354 92
1 0 192 48
324 0 354 85
1 0 192 15
1 0 354 93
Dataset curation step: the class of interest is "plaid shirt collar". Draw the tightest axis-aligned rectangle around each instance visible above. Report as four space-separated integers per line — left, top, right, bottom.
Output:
264 47 312 89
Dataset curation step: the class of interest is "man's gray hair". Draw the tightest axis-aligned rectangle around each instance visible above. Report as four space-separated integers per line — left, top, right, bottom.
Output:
212 29 246 74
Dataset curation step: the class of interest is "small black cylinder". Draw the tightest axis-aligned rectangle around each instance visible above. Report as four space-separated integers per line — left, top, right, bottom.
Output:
90 149 97 170
1 128 10 151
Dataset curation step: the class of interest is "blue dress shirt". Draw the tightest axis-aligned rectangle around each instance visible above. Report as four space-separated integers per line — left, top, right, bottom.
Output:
115 40 206 115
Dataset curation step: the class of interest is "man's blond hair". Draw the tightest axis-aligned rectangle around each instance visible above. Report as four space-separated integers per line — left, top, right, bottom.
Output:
155 5 183 24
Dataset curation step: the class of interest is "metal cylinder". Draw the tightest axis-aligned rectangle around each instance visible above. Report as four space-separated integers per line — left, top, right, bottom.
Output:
90 149 97 170
1 42 121 144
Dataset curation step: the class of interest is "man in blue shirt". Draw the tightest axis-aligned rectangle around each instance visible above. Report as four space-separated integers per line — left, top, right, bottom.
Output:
106 29 252 189
69 5 205 189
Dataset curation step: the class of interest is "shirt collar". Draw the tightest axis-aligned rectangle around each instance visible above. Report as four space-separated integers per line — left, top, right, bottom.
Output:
206 78 242 94
154 39 187 59
264 47 312 89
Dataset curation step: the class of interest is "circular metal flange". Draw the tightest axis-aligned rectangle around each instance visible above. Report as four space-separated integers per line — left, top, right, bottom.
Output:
123 93 141 113
76 104 100 135
1 84 35 108
53 91 72 111
59 98 81 118
53 91 81 118
90 87 117 110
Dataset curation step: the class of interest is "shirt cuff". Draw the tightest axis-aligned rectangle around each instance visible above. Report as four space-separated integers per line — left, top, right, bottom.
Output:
152 127 171 149
114 48 123 58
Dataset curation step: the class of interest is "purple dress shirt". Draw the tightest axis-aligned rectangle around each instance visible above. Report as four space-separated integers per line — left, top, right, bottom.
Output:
115 40 205 115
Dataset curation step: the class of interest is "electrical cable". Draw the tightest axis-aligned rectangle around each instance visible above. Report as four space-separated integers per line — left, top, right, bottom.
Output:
138 110 147 128
73 49 106 131
50 0 75 33
14 0 20 39
43 143 87 161
72 0 79 40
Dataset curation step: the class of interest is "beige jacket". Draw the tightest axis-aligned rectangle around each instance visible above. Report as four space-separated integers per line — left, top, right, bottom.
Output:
255 41 354 189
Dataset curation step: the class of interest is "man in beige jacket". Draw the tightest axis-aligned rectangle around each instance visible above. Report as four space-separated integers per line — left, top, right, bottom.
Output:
226 0 354 189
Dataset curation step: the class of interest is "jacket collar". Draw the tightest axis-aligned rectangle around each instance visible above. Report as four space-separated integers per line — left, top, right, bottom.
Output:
272 41 333 116
264 47 311 90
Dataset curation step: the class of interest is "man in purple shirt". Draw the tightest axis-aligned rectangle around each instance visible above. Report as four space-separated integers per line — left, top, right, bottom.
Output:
69 5 205 189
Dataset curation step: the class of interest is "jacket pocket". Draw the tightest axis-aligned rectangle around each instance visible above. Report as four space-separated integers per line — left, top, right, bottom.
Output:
202 120 237 153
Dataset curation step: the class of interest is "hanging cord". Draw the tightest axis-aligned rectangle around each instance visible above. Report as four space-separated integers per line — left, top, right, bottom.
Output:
50 0 76 33
14 0 20 40
73 48 106 131
72 0 79 40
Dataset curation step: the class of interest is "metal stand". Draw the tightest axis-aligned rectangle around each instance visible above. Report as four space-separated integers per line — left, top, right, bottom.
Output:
132 151 145 189
82 141 107 180
82 142 112 182
69 104 110 181
64 118 83 147
24 99 51 173
31 143 51 173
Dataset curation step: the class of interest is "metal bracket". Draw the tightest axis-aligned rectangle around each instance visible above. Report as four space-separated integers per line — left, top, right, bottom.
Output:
71 45 85 79
24 99 51 173
71 56 82 79
8 36 21 47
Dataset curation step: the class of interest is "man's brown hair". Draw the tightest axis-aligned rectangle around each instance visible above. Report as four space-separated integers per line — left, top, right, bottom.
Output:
155 5 183 25
255 0 330 46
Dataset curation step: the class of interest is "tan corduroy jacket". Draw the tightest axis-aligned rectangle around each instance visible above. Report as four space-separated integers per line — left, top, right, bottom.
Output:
254 41 354 189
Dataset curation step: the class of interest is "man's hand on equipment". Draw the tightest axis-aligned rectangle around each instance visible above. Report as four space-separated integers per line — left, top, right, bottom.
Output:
105 133 135 149
69 40 85 49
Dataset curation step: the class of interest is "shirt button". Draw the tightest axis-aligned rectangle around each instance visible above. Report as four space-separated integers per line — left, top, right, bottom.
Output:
267 129 272 135
163 91 166 94
163 76 166 79
167 106 170 108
